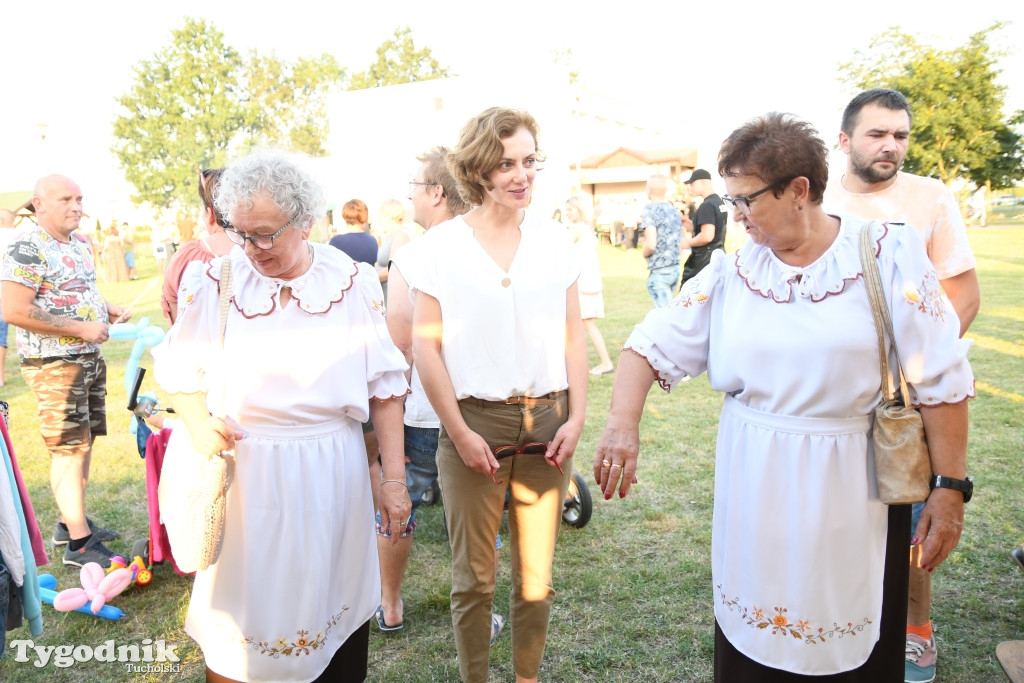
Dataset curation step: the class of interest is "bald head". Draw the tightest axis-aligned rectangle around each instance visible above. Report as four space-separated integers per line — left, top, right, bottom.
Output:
646 175 668 201
32 174 83 241
0 208 14 227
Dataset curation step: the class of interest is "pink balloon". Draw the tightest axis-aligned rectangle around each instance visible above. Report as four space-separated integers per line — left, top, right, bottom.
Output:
53 587 88 612
53 563 133 614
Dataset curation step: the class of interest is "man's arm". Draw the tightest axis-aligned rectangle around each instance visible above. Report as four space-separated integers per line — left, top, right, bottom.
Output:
939 269 980 337
0 281 110 342
385 263 414 374
641 224 657 258
683 222 715 250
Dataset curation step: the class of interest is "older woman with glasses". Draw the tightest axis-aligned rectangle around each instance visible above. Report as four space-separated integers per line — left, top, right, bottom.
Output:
411 106 588 683
596 113 972 681
152 150 410 683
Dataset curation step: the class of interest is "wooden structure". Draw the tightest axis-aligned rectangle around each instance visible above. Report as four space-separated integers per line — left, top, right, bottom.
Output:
571 147 699 244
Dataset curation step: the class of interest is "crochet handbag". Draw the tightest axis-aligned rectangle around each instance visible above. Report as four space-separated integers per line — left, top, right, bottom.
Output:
860 224 932 505
158 257 235 572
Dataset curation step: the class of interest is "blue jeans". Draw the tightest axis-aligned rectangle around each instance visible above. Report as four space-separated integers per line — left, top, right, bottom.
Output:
376 425 439 538
910 502 924 543
647 265 680 308
0 562 11 655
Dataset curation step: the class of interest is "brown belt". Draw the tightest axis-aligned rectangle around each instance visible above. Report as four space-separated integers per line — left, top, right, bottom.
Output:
464 390 567 408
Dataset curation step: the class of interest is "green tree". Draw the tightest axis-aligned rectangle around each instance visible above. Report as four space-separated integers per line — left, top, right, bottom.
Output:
112 17 247 209
350 27 451 90
840 22 1024 187
244 53 347 156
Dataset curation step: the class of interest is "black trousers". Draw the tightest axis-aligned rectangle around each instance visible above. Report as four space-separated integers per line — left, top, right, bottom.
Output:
314 620 370 683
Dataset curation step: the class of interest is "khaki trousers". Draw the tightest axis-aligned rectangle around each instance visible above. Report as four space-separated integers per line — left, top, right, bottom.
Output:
438 393 571 682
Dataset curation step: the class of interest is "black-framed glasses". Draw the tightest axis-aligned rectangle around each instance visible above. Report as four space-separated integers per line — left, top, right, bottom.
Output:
723 182 784 217
223 214 301 250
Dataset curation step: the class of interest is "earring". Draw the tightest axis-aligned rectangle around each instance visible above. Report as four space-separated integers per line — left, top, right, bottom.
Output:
797 205 804 211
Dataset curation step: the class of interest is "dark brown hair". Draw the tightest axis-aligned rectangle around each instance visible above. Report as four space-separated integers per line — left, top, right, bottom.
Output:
717 112 829 205
199 168 227 226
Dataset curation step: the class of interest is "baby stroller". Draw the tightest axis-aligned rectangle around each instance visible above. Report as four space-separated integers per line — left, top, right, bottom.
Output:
125 366 189 575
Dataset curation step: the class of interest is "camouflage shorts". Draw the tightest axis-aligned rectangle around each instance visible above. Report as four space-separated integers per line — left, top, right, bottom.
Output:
20 352 107 457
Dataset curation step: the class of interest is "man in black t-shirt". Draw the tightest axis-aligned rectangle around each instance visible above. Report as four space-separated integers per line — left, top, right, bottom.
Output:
680 168 728 287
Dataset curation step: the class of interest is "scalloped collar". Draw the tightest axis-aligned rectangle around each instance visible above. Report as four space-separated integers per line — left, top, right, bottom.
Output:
208 243 358 318
734 216 871 303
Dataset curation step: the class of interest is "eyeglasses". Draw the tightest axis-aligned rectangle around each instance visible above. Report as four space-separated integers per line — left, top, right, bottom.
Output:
723 181 784 217
408 180 437 192
223 214 300 250
488 442 561 485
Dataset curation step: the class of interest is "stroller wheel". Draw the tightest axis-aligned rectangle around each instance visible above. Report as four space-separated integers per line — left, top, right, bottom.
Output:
421 480 441 506
132 538 150 567
562 472 593 528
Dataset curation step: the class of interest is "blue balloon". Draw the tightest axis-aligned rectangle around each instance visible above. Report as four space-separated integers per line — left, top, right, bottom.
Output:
37 575 125 620
109 317 167 397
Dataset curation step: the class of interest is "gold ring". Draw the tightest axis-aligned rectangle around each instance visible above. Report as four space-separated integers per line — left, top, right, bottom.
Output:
601 460 611 468
611 463 622 469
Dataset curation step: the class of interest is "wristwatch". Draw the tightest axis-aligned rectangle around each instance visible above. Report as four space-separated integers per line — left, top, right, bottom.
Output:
931 475 973 503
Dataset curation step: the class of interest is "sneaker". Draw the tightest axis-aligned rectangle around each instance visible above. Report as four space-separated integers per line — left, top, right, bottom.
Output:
905 633 937 683
53 518 119 546
1013 545 1024 571
63 534 116 568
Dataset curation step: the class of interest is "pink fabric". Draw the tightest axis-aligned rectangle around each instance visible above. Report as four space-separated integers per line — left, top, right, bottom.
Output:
145 427 190 574
161 240 216 321
0 415 48 567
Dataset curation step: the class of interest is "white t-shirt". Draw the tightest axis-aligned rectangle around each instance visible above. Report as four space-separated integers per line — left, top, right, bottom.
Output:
823 171 976 280
389 238 439 429
412 210 580 401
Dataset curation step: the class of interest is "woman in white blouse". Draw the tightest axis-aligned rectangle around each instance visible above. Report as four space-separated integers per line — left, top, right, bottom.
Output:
411 107 587 683
154 151 410 683
595 113 972 681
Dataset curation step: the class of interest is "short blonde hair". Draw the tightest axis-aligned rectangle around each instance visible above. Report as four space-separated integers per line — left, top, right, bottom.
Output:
448 107 545 206
375 199 405 228
564 195 593 226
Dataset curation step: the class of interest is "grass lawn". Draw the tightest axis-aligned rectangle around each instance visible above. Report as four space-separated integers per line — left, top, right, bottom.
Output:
1 227 1021 682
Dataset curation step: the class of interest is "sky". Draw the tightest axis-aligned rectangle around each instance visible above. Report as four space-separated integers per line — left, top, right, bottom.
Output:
2 0 1022 221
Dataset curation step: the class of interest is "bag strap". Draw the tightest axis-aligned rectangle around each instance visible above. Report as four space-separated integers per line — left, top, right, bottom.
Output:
215 256 232 419
218 256 232 349
859 223 912 407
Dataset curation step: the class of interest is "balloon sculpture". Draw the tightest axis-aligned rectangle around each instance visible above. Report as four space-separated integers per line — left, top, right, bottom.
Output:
110 316 166 396
110 317 165 443
51 563 132 616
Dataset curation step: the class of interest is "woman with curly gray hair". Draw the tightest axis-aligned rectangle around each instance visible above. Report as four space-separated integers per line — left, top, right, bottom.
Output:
153 150 411 682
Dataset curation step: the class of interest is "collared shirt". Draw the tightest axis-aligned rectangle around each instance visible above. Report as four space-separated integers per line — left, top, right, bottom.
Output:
640 201 682 270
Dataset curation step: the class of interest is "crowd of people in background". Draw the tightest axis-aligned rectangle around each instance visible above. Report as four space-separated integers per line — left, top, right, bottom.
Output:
0 87 1001 683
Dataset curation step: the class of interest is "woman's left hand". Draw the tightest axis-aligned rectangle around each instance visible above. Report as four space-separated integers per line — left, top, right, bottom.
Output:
545 419 583 473
913 487 965 571
378 480 412 545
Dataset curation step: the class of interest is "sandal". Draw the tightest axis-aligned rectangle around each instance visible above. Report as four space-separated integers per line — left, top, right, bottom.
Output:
490 613 505 647
375 600 404 632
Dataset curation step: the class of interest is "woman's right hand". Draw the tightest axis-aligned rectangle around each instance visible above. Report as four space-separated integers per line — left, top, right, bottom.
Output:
452 429 501 482
594 417 640 500
188 414 243 458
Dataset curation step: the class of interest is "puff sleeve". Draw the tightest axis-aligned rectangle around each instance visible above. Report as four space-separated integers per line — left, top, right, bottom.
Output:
624 249 729 391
